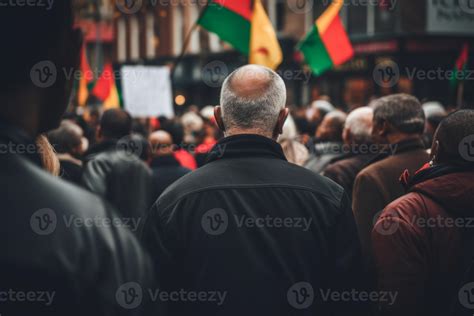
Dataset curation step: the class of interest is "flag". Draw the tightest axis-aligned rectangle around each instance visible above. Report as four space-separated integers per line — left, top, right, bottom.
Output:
198 0 282 69
451 43 469 89
103 80 120 109
78 45 94 106
298 0 354 75
249 0 282 69
91 63 114 102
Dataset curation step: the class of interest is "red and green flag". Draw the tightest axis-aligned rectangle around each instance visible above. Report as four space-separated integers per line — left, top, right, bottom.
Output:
451 43 469 89
198 0 282 70
298 0 354 75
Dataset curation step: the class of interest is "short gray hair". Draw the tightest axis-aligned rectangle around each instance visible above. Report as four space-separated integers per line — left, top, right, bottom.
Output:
220 65 286 134
372 94 425 134
345 107 373 144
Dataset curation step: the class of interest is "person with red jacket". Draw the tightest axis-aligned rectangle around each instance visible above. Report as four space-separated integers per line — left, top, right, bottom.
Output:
372 110 474 316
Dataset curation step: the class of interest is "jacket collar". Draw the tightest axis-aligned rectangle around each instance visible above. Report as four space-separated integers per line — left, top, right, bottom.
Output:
206 134 287 164
0 120 42 167
368 138 426 165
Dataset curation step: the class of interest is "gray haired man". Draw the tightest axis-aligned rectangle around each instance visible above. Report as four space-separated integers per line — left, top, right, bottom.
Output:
142 65 367 316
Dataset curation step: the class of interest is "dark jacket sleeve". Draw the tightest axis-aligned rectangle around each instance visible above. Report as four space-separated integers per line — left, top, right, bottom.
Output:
327 192 370 315
82 157 111 197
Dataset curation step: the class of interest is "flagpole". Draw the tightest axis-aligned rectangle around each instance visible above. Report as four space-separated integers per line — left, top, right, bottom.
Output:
170 1 211 78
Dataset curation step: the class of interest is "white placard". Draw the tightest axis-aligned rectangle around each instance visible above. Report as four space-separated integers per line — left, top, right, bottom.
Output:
121 65 174 118
426 0 474 34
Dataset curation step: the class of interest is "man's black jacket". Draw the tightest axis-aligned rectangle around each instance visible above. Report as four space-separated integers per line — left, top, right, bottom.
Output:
0 123 155 315
150 155 191 200
82 139 153 227
141 134 366 316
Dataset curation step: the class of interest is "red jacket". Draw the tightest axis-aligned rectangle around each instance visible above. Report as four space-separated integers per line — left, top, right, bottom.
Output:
372 165 474 316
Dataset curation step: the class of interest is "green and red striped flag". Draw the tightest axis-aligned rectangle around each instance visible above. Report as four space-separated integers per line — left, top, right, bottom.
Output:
298 0 354 75
198 0 282 70
451 43 469 89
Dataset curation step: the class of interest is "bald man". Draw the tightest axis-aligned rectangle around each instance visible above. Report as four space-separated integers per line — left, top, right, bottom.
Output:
142 65 366 316
149 130 191 199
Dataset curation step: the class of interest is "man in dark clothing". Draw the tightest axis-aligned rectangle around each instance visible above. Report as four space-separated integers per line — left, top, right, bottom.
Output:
48 120 85 185
82 109 153 229
305 110 347 174
142 65 366 316
352 94 430 259
372 110 474 316
149 130 191 199
324 107 377 197
0 3 155 315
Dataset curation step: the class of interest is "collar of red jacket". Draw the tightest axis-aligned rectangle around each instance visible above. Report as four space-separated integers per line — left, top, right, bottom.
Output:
403 163 474 215
206 134 287 164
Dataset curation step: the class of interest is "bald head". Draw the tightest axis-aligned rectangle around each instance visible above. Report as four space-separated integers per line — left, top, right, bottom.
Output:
344 107 374 145
218 65 287 138
149 130 173 157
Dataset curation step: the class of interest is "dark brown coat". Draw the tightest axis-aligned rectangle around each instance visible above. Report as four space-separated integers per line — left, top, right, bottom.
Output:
352 139 429 257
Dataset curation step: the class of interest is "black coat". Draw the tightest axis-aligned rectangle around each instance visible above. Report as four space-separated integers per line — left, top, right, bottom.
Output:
141 134 366 316
0 124 156 315
82 140 153 227
150 155 191 200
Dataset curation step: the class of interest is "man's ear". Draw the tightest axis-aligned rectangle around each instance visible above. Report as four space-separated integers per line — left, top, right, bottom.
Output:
273 108 289 138
214 106 226 132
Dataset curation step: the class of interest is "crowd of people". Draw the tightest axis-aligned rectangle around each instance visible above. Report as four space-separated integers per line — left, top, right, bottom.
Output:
2 2 474 316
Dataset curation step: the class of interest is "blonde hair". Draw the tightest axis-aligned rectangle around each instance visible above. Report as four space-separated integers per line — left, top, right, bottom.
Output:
36 134 60 177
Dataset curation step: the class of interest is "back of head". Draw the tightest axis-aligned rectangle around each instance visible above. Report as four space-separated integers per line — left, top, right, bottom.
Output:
373 94 425 135
0 1 73 91
220 65 286 137
149 130 174 157
345 107 373 145
100 109 132 140
434 110 474 165
0 1 78 134
317 111 347 142
48 121 83 154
